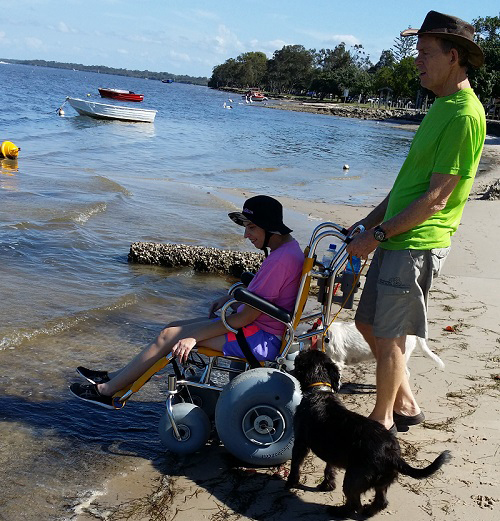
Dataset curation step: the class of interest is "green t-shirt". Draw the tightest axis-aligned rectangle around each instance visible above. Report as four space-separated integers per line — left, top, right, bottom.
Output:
382 88 486 250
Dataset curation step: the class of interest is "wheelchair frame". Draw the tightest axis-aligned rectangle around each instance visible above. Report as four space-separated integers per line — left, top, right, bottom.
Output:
115 221 363 464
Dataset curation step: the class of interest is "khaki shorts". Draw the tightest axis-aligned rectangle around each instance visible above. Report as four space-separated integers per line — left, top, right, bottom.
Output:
355 247 449 339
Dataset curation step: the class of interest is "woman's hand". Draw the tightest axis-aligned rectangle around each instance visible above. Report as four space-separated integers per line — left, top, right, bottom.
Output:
208 295 232 318
171 337 197 363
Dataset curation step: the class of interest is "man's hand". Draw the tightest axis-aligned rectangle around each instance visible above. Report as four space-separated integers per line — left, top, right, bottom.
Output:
171 337 197 364
346 219 366 234
346 229 378 259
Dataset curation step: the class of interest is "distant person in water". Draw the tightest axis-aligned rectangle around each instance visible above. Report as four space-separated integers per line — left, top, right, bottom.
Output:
70 195 304 409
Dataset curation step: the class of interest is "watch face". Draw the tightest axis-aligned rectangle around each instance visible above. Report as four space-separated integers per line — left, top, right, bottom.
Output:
374 228 386 242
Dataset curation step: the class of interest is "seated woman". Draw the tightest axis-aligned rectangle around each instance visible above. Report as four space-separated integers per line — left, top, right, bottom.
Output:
70 195 304 409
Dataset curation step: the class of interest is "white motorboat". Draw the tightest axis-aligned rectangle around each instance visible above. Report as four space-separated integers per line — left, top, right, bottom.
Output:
65 97 157 123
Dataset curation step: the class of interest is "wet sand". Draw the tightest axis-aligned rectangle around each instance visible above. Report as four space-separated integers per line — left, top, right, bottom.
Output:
73 140 500 521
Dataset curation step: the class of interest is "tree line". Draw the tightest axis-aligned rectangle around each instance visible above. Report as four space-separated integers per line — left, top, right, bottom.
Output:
2 59 209 86
208 15 499 104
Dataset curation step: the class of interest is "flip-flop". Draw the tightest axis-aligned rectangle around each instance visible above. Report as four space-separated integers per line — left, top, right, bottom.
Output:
393 411 425 427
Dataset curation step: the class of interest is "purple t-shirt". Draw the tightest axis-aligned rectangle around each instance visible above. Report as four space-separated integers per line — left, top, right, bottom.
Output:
238 239 304 336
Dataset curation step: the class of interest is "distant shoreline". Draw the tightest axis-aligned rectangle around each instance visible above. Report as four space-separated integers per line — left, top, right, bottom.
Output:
262 99 500 136
215 87 500 136
0 58 208 86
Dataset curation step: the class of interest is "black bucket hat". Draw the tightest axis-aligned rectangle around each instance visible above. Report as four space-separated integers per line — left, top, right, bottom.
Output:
401 10 484 68
228 195 292 235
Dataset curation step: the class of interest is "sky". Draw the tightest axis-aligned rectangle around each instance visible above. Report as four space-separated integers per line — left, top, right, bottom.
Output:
1 0 498 78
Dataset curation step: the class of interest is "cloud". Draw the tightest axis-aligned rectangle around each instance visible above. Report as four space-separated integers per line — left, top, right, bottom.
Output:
211 24 243 54
169 50 191 63
57 21 77 34
191 9 218 21
249 38 289 57
123 33 163 45
298 29 361 48
25 37 43 49
324 34 361 47
117 48 128 55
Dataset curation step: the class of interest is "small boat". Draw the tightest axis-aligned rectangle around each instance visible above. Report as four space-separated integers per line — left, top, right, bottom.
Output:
98 87 144 102
65 97 157 123
162 79 173 83
244 89 268 102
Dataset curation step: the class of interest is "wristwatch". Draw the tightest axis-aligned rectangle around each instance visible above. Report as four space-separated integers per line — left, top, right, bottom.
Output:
373 225 388 242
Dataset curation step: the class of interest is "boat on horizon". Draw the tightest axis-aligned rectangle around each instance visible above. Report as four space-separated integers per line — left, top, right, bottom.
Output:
65 97 157 123
162 79 174 83
98 87 144 102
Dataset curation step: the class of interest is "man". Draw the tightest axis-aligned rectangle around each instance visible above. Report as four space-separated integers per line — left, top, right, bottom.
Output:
346 11 486 433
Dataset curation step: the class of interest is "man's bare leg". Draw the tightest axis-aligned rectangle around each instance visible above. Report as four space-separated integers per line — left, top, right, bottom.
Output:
370 336 406 429
355 321 421 427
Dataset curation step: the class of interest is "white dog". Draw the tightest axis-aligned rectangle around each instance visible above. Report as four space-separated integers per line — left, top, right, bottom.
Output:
323 321 445 376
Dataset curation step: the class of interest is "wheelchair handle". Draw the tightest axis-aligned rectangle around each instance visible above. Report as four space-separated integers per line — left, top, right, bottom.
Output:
343 224 365 244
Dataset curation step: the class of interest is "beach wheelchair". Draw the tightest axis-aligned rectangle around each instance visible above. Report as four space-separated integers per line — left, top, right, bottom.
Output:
112 222 363 465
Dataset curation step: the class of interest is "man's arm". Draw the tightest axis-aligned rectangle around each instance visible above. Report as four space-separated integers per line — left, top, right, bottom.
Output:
355 193 391 230
380 173 460 238
347 173 461 258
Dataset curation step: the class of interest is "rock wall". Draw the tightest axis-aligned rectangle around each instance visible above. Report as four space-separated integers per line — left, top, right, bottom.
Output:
128 242 264 277
269 102 426 122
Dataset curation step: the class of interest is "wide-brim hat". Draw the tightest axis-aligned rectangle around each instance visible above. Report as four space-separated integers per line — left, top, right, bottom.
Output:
228 195 292 235
401 10 484 68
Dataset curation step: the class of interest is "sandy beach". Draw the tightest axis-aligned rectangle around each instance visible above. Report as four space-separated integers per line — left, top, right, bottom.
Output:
73 140 500 521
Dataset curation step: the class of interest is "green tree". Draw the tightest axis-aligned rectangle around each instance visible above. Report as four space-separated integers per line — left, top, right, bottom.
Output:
372 50 396 71
392 32 417 61
310 44 353 98
391 57 419 98
469 14 500 100
350 44 372 70
208 58 241 88
311 43 373 99
315 44 352 71
236 51 268 87
309 72 337 99
373 65 394 93
265 45 315 94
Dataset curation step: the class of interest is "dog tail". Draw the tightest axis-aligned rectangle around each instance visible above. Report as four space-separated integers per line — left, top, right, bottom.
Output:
416 337 445 370
397 450 452 479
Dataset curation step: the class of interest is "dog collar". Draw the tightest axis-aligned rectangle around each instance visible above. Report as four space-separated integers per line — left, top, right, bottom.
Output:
306 382 333 392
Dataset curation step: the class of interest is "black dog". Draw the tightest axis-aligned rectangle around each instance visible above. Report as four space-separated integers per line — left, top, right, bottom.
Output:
287 349 451 518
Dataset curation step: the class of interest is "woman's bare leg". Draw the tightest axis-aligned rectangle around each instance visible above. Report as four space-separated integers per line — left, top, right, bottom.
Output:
104 317 208 380
99 318 226 395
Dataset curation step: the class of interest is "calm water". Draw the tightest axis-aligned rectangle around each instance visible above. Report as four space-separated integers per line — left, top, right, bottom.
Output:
0 63 415 519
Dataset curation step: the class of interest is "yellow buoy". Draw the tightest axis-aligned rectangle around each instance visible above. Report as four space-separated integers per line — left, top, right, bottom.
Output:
0 141 20 159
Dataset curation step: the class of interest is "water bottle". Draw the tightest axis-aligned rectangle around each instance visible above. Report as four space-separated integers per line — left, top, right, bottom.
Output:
345 255 361 274
321 243 337 267
339 254 361 309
